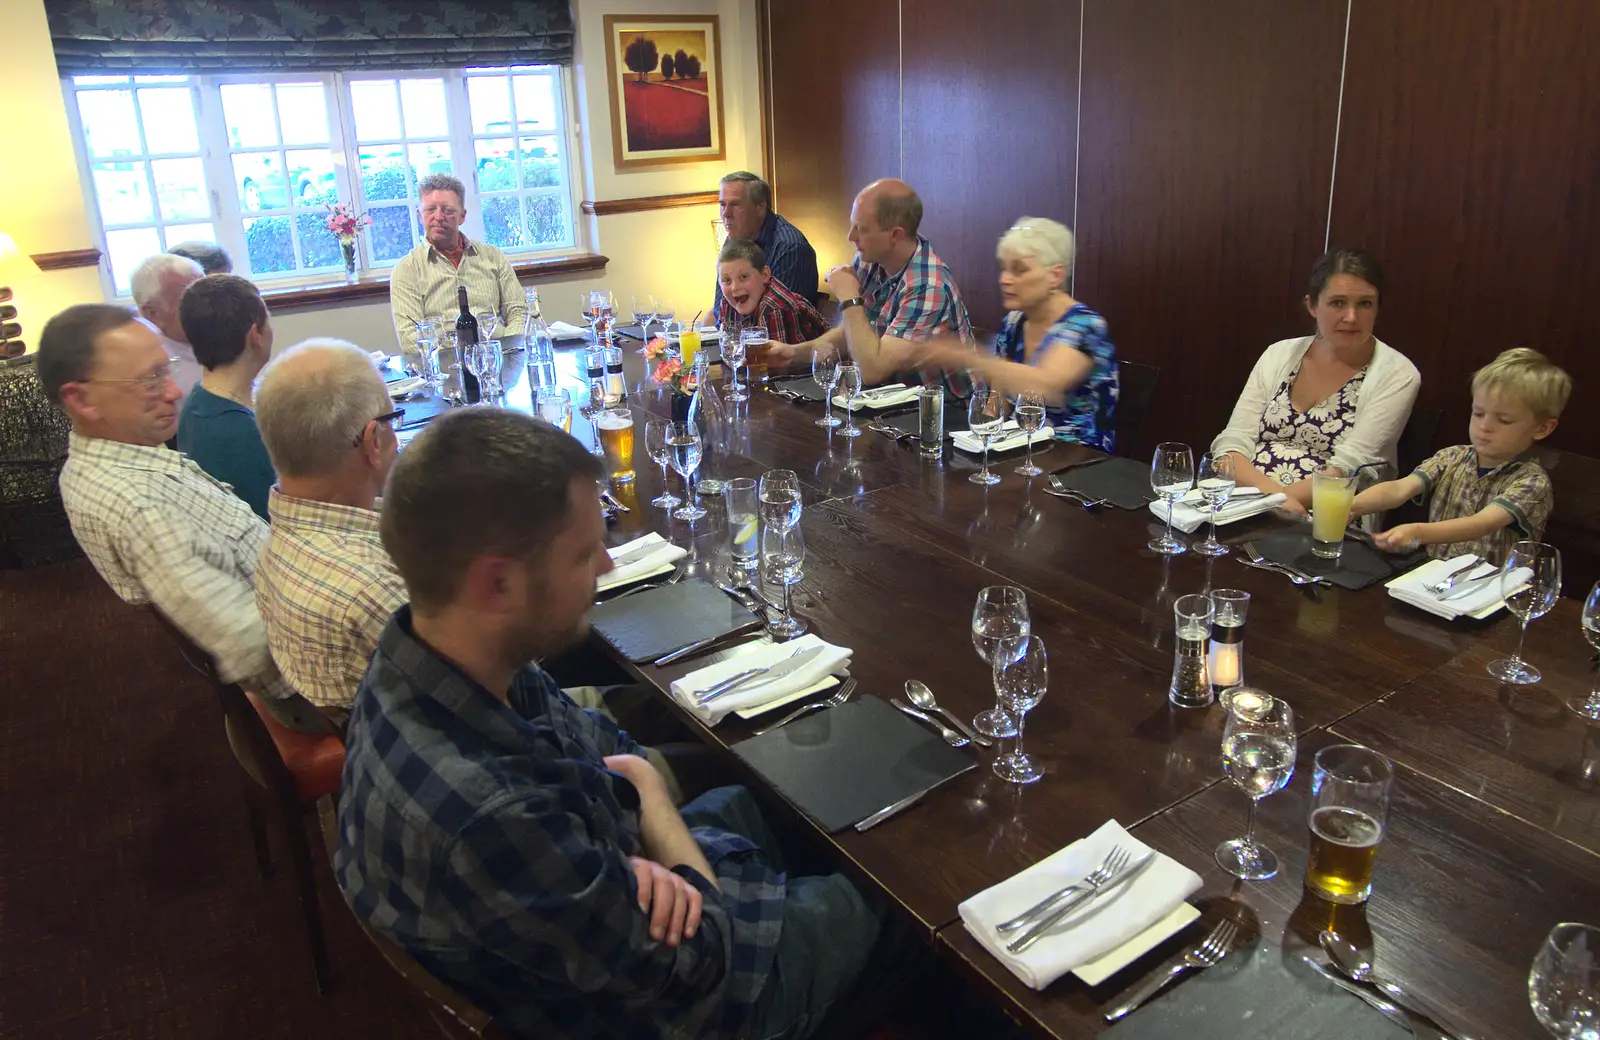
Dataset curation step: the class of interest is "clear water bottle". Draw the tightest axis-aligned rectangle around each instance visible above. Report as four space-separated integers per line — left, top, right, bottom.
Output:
525 309 557 390
689 353 727 494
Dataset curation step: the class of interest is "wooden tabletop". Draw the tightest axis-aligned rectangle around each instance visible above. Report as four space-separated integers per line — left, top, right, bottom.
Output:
462 340 1599 1038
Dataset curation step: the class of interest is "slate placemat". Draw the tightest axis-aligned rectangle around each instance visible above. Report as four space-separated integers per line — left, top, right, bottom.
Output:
767 375 832 402
1052 456 1160 510
732 695 976 832
588 578 760 663
876 401 970 435
1251 527 1427 591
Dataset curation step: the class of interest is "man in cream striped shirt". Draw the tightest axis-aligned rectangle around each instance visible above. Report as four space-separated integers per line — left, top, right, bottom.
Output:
389 174 526 358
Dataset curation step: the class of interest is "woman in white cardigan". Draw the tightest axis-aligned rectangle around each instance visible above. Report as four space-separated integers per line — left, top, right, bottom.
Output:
1212 249 1420 517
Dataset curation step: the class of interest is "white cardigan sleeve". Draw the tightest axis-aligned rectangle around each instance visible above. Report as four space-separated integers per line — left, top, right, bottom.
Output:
1328 341 1421 479
1211 338 1307 461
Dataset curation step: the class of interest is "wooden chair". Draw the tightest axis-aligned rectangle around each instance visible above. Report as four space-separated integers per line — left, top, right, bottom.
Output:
148 609 344 993
1115 360 1161 459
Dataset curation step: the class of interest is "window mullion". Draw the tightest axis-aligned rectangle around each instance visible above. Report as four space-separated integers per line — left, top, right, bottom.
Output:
444 70 484 243
196 78 249 276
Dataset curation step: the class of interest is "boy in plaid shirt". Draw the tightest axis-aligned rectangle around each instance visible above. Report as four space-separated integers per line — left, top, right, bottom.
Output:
1351 348 1571 562
715 238 827 344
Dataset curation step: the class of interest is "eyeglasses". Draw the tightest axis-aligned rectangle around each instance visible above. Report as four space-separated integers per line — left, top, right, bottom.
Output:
352 408 404 446
86 358 180 397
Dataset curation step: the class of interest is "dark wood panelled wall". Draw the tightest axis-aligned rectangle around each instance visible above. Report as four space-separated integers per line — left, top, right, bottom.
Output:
766 0 1600 468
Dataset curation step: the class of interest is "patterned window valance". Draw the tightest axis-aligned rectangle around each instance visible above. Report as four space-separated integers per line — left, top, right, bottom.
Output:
46 0 574 74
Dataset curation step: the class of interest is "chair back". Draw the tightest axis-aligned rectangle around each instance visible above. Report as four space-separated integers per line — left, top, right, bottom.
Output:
1396 405 1443 479
1114 360 1161 458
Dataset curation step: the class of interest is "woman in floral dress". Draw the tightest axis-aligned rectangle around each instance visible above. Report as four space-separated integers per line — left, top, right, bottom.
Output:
1211 249 1420 516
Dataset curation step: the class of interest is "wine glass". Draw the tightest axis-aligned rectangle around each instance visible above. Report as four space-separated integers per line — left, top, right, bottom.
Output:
643 418 681 510
837 363 864 437
1194 452 1236 556
1488 540 1563 685
634 294 659 352
759 469 803 536
812 350 842 428
474 340 502 397
656 298 677 337
1215 693 1296 880
967 388 1010 486
722 332 749 402
579 381 605 455
761 523 808 639
476 310 501 346
666 421 706 521
1529 922 1600 1037
1149 442 1195 555
972 585 1029 739
1572 582 1600 721
534 387 571 433
1014 391 1047 477
598 290 617 336
462 341 491 400
412 321 442 391
993 636 1048 784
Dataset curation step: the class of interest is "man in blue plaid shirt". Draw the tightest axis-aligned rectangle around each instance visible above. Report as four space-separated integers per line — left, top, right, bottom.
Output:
772 178 976 397
335 409 889 1039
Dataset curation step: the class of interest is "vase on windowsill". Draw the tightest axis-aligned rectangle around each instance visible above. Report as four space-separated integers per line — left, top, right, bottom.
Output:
340 237 358 283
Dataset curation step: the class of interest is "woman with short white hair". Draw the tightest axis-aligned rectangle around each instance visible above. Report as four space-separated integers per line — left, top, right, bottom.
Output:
910 216 1119 452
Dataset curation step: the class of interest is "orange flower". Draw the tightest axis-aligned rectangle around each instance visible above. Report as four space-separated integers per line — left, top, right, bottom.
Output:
642 337 669 360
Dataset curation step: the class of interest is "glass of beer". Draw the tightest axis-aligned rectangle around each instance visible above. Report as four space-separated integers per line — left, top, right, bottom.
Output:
1310 465 1359 560
740 327 771 387
598 406 635 484
1305 744 1394 904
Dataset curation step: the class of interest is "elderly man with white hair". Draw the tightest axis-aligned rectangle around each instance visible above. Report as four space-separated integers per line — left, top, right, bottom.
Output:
908 216 1120 453
254 339 404 727
130 253 205 403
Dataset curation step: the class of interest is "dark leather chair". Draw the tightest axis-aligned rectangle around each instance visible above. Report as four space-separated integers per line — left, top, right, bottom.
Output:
149 609 344 993
1396 405 1443 478
1114 360 1161 458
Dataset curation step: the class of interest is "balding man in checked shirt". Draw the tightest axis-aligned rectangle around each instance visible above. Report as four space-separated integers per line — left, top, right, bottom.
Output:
37 305 332 733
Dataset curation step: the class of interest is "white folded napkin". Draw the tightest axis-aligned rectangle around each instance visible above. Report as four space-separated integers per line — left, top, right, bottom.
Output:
830 383 919 410
547 320 590 338
1388 554 1529 620
1148 487 1287 534
667 633 852 725
958 819 1203 991
951 421 1055 454
596 533 687 592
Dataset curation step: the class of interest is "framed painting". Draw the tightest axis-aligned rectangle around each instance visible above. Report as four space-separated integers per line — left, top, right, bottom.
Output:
603 14 726 169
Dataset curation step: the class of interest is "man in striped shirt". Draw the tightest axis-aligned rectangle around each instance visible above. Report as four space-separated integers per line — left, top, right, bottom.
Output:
714 238 828 344
712 171 820 310
389 174 527 358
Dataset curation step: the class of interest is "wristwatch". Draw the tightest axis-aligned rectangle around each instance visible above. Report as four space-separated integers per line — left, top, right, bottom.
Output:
839 296 865 311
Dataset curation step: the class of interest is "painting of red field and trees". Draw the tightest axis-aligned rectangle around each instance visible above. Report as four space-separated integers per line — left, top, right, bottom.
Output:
604 15 725 169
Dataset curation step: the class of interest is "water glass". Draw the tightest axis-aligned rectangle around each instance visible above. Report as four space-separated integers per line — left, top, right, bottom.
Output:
994 636 1048 784
837 364 864 437
1194 452 1236 556
644 418 680 509
723 334 749 402
1149 442 1195 555
1305 744 1393 904
598 405 636 484
1311 465 1359 560
724 477 760 575
667 421 706 521
1529 922 1600 1037
972 585 1030 739
1215 694 1296 879
1169 593 1214 708
759 469 803 537
1014 391 1047 477
813 350 842 428
1208 589 1250 692
967 389 1010 485
412 321 441 389
1488 540 1563 685
917 387 944 458
1572 582 1600 721
761 523 807 638
534 387 571 433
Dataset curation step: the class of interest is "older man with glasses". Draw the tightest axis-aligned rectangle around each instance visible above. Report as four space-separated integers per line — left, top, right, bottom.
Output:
37 304 331 733
130 253 205 405
389 173 526 359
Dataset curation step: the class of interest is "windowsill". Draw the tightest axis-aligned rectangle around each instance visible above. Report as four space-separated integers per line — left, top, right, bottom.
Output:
260 252 610 310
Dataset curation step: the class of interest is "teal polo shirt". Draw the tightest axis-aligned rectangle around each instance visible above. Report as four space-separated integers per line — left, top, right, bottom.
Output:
176 384 275 521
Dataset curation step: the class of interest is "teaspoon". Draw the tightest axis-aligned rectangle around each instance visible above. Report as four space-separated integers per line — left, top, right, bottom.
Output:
904 680 993 747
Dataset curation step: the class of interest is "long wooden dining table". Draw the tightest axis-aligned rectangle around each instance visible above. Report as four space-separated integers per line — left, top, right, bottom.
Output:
450 335 1599 1038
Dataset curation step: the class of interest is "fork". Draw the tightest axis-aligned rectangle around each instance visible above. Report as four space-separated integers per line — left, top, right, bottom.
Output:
751 679 856 736
601 564 687 602
1102 918 1240 1021
1008 848 1145 954
1240 541 1330 586
1425 557 1483 594
996 845 1130 933
1045 475 1108 507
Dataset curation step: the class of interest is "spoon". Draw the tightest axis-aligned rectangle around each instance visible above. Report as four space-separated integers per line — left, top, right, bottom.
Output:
904 680 993 747
1319 931 1465 1040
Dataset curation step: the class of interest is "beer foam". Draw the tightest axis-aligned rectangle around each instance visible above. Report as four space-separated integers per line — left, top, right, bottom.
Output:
596 413 633 430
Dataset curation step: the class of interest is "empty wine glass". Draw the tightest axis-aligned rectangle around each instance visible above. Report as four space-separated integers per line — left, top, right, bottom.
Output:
994 636 1048 784
1150 442 1195 555
967 388 1010 486
761 523 808 639
476 311 502 346
723 333 749 402
534 387 571 433
1014 391 1047 477
1194 452 1236 557
644 418 680 510
1529 922 1600 1037
632 293 656 343
1215 693 1296 880
813 350 842 428
656 297 677 335
666 421 705 521
579 381 605 455
837 363 864 437
972 585 1030 739
1573 582 1600 722
597 290 617 337
1489 540 1563 685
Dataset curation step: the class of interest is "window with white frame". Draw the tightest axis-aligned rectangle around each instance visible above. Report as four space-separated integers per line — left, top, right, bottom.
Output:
66 68 579 296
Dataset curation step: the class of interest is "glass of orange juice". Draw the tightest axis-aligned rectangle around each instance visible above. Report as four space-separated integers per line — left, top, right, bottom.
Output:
1310 465 1359 560
678 322 702 369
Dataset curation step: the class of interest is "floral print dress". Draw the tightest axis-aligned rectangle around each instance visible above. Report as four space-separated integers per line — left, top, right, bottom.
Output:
1253 359 1368 485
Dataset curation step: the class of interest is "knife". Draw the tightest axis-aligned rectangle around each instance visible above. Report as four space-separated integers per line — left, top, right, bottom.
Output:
1439 565 1498 600
1050 455 1109 476
855 791 925 832
651 621 766 666
1007 853 1156 954
854 383 910 400
609 541 665 568
698 646 825 702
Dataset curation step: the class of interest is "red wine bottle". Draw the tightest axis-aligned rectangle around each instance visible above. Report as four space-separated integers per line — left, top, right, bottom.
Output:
456 285 480 403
